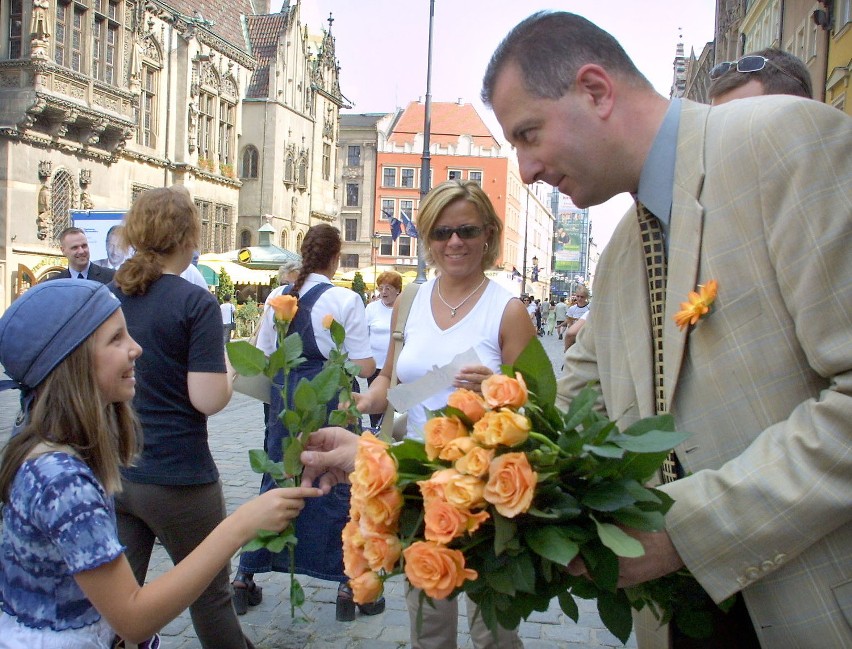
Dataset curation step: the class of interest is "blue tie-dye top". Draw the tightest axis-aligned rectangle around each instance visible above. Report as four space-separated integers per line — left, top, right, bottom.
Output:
0 451 125 630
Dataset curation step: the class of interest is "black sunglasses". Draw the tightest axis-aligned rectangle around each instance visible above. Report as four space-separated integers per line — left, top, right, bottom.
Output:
430 225 483 241
709 55 810 96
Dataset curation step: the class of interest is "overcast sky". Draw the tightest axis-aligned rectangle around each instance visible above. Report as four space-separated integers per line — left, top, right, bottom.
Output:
274 0 717 251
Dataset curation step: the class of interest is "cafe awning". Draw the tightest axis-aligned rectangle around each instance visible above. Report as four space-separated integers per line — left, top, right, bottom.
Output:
197 261 277 285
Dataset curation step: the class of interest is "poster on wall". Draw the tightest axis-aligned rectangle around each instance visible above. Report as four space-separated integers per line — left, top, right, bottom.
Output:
70 210 128 270
553 212 584 272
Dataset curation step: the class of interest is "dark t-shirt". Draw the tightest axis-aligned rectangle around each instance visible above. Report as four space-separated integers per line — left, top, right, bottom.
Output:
111 275 225 485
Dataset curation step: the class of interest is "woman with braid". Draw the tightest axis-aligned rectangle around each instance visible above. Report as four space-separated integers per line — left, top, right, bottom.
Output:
231 224 381 621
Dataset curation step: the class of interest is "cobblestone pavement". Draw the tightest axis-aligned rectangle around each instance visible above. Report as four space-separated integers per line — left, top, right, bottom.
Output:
0 331 638 648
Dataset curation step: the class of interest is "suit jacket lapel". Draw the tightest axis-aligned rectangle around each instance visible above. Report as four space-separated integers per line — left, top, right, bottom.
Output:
664 100 709 409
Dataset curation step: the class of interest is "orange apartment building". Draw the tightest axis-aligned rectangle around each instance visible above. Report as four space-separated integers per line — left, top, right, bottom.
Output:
372 101 511 274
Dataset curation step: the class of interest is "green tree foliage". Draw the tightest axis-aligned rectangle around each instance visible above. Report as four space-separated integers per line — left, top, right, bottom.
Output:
351 271 367 305
216 267 235 304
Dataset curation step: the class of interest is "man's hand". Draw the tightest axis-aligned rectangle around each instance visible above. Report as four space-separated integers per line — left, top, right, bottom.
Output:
300 426 359 494
567 527 684 587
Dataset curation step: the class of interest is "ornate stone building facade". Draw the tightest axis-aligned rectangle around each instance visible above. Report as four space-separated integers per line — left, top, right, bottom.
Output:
0 0 343 309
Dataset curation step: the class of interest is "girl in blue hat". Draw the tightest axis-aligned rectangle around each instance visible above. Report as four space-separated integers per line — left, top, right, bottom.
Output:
0 279 320 648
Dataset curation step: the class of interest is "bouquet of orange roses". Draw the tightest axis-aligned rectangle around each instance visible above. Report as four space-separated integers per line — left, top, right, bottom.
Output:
344 339 726 642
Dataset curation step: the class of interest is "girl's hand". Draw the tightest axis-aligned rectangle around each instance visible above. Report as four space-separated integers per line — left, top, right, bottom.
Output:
453 365 494 394
233 487 321 540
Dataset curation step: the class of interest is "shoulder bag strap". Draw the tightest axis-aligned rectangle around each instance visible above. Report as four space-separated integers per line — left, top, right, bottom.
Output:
380 282 420 440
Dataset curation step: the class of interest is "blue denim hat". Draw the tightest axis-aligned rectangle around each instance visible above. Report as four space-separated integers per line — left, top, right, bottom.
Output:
0 279 121 392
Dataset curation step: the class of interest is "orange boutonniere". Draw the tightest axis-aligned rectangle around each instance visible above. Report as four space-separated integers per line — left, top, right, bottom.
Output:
673 280 718 331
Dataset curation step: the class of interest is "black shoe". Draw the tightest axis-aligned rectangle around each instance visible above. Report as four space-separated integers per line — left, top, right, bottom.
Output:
232 575 262 616
558 334 563 340
336 583 385 621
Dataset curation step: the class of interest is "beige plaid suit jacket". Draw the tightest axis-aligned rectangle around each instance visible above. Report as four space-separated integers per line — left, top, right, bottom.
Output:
557 97 852 648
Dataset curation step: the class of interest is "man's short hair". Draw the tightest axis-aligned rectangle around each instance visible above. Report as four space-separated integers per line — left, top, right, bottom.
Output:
708 48 812 100
481 11 651 106
59 227 86 244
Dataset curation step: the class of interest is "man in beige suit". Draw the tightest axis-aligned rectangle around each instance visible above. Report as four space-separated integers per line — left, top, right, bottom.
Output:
483 11 851 649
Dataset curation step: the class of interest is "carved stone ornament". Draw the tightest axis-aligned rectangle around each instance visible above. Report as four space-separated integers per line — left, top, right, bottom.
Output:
37 182 52 240
38 160 53 179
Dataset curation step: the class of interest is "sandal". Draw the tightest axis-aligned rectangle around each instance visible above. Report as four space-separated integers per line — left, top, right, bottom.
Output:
336 583 386 622
232 573 263 616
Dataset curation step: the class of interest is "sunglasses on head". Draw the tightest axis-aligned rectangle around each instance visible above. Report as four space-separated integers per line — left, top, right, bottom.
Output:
430 225 483 241
709 55 810 95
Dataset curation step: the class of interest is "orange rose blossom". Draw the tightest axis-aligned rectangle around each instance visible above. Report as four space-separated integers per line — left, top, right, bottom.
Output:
266 294 298 322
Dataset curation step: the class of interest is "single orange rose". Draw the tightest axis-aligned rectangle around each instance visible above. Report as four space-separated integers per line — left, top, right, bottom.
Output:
350 570 383 604
342 520 369 578
438 435 476 462
481 372 528 409
472 409 531 448
442 472 486 510
403 541 478 600
362 531 402 573
454 445 495 478
267 294 298 323
352 433 398 499
447 388 487 423
484 452 538 518
417 468 456 503
362 488 403 533
423 416 469 461
423 499 469 544
322 313 335 329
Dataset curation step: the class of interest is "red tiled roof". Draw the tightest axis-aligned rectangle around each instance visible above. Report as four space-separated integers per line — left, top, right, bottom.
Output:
389 102 498 149
165 0 258 54
244 9 293 97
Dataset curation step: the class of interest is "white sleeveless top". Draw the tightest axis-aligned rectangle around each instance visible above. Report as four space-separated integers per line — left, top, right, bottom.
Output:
396 278 514 439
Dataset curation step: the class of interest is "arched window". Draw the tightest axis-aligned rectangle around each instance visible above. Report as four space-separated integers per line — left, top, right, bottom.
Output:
284 153 295 184
295 231 303 251
51 169 74 242
280 229 289 250
241 146 259 178
239 229 251 248
297 156 307 188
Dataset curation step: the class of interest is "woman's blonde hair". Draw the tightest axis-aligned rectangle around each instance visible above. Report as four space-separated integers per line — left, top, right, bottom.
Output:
416 180 502 270
115 186 200 296
0 337 140 502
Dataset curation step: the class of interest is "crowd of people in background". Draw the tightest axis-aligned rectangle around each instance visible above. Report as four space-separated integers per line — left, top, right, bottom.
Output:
1 9 848 649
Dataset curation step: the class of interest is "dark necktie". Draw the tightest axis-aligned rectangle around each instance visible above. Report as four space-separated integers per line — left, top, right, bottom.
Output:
77 272 84 279
636 202 679 483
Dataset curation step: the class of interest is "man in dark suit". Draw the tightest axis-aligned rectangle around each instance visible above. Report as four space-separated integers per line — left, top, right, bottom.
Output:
54 227 115 284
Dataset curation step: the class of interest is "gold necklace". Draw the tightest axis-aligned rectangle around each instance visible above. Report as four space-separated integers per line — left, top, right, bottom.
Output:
436 276 488 317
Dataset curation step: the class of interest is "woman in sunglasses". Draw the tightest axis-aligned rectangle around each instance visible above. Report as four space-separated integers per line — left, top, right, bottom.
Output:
354 179 533 649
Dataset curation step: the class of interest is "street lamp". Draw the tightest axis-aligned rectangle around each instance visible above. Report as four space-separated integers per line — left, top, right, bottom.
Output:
370 232 381 297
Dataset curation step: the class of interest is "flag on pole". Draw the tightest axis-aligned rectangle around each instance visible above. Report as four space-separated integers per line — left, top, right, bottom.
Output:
386 210 402 241
400 211 418 238
511 266 521 280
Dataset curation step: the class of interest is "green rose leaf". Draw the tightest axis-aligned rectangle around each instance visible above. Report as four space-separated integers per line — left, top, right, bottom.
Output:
582 482 638 512
512 338 556 405
597 590 634 644
610 430 692 453
524 525 580 565
558 591 580 622
226 341 267 376
281 332 303 364
282 436 304 477
310 365 341 403
622 413 675 435
610 506 666 532
293 378 317 411
493 513 518 556
592 516 645 558
290 577 306 607
329 319 346 347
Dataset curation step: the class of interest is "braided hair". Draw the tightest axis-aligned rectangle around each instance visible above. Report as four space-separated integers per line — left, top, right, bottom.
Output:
290 224 342 295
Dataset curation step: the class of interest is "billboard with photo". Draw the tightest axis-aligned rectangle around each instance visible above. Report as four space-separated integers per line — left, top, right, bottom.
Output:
553 211 585 272
70 210 128 270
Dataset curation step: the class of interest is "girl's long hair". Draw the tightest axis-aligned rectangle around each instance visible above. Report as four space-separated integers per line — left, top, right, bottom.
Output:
115 186 200 296
0 338 140 502
290 224 342 295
